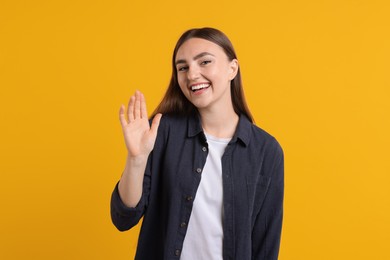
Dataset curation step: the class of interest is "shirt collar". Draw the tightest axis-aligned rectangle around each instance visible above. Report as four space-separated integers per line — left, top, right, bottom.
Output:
187 113 252 147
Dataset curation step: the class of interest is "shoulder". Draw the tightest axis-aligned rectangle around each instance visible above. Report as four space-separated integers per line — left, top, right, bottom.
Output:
150 113 189 142
154 113 188 130
250 123 284 161
247 124 284 181
252 124 282 148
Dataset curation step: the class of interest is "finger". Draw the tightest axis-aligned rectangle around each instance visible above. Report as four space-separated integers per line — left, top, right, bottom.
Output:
150 113 162 135
134 90 141 119
127 95 135 122
140 92 147 119
119 105 127 127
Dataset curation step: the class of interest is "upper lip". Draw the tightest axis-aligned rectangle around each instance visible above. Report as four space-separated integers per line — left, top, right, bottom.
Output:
189 82 211 89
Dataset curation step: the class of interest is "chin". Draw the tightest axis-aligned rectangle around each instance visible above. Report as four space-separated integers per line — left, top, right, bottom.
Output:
192 102 211 110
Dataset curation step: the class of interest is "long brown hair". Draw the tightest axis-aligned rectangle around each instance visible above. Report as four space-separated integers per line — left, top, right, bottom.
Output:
151 27 254 123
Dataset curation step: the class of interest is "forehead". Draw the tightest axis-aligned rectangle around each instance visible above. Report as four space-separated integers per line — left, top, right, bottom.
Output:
175 38 226 60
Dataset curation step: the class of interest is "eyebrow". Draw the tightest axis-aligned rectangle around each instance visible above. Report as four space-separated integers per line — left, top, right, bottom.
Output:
175 52 215 65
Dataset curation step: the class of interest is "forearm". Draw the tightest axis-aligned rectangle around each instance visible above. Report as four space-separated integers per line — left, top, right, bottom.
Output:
118 154 149 208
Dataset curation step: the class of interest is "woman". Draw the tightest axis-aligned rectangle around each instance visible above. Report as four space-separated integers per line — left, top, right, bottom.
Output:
111 27 284 260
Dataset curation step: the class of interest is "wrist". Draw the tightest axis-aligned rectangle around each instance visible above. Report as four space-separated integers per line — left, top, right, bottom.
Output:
126 153 149 168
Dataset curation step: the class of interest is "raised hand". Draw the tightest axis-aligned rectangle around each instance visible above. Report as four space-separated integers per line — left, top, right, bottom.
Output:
119 91 162 159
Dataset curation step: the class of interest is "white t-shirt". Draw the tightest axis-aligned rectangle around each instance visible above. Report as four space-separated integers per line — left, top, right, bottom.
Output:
180 132 231 260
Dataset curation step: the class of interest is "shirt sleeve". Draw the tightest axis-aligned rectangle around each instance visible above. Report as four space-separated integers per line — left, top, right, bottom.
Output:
110 183 146 231
110 116 165 232
110 153 153 231
252 140 284 260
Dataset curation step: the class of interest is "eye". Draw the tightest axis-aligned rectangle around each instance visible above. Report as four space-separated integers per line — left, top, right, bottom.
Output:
200 60 212 65
177 66 188 72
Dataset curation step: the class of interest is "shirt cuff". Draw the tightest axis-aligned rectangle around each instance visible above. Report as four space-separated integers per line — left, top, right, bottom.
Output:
111 182 143 217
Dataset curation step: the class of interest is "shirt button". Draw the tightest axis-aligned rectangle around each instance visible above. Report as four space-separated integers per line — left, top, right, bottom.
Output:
202 146 207 152
186 196 193 201
196 168 202 174
180 222 187 228
175 249 181 256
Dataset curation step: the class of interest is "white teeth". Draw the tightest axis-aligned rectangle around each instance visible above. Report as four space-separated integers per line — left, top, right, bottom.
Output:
191 83 210 91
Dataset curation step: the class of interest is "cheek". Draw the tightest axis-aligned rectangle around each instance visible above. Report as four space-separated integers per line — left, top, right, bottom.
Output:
207 71 223 85
215 67 232 83
205 65 225 80
177 76 188 93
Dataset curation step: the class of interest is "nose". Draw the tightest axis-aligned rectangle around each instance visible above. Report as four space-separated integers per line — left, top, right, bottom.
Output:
187 65 200 81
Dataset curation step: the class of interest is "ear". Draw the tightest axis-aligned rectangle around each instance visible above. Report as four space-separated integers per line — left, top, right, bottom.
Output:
228 59 239 80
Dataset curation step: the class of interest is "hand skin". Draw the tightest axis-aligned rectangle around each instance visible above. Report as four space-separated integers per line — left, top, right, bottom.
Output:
118 90 162 208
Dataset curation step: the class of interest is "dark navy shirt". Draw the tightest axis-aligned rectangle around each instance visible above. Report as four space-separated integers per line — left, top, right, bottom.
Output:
111 113 284 260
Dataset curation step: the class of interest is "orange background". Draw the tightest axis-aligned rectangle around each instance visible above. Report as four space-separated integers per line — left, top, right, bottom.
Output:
1 0 389 259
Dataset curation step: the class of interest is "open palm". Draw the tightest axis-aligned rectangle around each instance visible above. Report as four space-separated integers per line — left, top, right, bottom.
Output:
119 91 162 158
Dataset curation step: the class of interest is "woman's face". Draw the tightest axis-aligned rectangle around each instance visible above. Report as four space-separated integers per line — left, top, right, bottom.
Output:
175 38 238 112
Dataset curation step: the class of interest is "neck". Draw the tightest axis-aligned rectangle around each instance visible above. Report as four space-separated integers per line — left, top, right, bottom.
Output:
198 105 239 139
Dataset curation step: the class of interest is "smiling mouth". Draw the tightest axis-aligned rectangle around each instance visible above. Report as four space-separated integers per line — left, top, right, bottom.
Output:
191 83 211 92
